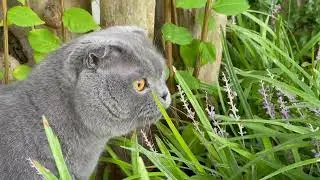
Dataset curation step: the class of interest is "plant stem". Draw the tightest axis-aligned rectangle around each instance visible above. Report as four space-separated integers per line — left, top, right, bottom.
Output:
25 0 34 30
2 0 9 84
171 0 178 25
60 0 66 42
193 0 212 77
165 0 175 93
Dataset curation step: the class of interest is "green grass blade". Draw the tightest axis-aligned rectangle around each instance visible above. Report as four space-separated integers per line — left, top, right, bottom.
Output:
29 160 58 180
221 29 254 119
295 30 320 60
152 91 205 173
137 157 150 180
104 145 132 176
123 172 165 180
131 132 139 175
260 158 320 180
242 11 276 38
42 116 71 180
235 69 320 107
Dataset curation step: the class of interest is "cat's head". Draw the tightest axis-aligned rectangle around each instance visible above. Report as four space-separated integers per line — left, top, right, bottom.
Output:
66 26 171 137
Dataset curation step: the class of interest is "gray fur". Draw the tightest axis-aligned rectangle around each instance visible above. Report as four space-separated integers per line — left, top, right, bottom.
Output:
0 26 170 179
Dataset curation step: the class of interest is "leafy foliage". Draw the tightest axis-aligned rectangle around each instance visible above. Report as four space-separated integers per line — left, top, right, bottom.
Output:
161 23 193 45
175 0 207 9
7 6 44 27
213 0 250 15
62 8 100 33
12 65 32 81
5 4 97 81
28 29 61 53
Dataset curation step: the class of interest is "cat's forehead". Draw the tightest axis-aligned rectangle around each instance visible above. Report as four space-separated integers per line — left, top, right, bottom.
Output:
85 30 165 76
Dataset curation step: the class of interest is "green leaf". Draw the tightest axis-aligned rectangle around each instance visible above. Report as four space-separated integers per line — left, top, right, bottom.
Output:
213 0 250 16
260 158 320 180
182 125 206 155
42 116 72 180
137 157 150 180
28 29 61 53
199 41 216 64
180 39 200 67
162 23 193 45
0 70 3 79
176 0 207 9
17 0 26 5
34 51 47 64
131 132 139 175
62 7 99 33
178 71 200 90
190 175 217 180
13 65 32 81
7 6 44 27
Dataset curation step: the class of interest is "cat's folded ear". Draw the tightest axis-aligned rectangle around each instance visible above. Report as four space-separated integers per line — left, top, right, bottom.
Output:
84 44 122 70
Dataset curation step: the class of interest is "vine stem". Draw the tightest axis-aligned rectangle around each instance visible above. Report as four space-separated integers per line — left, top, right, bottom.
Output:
60 0 66 42
2 0 9 84
25 0 34 30
165 0 175 93
193 0 212 77
171 0 178 25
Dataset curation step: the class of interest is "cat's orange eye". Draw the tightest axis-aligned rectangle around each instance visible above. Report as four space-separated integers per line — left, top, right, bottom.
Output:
133 79 146 92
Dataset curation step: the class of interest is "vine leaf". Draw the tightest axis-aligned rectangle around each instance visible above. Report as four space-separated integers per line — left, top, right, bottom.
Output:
17 0 26 5
180 40 200 67
0 70 3 79
213 0 250 16
162 23 193 45
199 42 216 64
28 29 61 53
34 52 47 64
13 65 32 81
62 8 100 33
7 6 44 27
176 0 207 9
177 71 200 90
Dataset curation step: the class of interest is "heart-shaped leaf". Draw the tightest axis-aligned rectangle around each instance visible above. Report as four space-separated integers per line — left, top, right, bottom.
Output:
13 65 32 81
176 0 207 9
28 29 61 53
213 0 250 16
162 23 193 45
8 6 44 27
63 7 100 33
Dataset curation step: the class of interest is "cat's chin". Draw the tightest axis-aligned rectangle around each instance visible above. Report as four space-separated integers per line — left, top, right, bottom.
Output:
142 112 163 125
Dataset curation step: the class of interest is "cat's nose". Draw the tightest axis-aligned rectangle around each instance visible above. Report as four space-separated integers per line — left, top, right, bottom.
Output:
160 92 168 101
158 89 171 108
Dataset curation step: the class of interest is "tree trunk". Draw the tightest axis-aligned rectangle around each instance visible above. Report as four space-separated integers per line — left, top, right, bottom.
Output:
100 0 156 38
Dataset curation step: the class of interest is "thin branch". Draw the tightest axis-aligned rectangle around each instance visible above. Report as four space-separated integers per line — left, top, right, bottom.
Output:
171 0 178 25
25 0 34 32
2 0 9 84
165 0 175 93
193 0 212 77
60 0 66 42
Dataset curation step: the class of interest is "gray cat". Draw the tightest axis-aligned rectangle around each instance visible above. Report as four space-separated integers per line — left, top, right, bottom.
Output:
0 26 171 179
